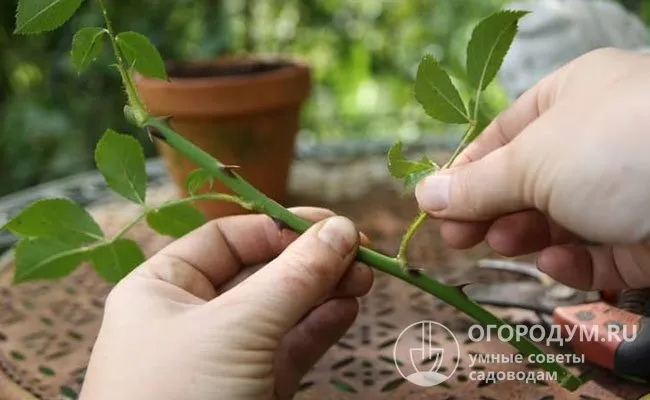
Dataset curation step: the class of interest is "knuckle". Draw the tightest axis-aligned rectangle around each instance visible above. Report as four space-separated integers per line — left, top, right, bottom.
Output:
454 166 482 217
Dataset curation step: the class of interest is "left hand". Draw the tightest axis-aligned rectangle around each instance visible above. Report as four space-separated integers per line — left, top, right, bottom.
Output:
79 207 373 400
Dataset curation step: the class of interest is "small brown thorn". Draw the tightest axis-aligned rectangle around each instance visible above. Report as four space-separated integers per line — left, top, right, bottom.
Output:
455 282 472 293
220 164 241 178
158 115 173 125
408 267 425 276
145 125 167 142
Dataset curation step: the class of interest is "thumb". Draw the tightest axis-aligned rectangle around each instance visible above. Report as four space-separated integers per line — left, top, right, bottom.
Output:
219 216 359 333
415 145 530 221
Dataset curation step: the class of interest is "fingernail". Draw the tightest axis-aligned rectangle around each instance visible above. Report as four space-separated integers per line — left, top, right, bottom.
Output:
415 174 450 212
318 217 357 255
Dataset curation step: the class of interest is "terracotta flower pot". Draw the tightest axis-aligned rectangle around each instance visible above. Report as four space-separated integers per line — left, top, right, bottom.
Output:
134 56 311 219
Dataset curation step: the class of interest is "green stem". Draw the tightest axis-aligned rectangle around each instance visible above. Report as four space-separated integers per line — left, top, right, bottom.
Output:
444 123 476 169
112 212 146 241
397 211 427 267
110 193 251 240
171 193 254 210
143 116 583 391
397 122 476 272
97 0 146 120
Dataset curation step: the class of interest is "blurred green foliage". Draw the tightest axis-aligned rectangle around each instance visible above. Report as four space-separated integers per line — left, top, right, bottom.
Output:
3 0 643 196
0 0 231 195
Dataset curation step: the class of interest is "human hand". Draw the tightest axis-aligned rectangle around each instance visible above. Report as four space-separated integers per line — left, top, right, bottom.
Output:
79 208 373 400
415 48 650 290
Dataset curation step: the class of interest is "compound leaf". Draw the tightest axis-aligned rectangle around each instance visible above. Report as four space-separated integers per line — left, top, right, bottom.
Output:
15 0 84 34
146 203 206 238
95 129 147 205
70 27 106 73
13 238 89 283
91 239 144 283
3 198 103 245
116 31 167 80
415 55 469 124
467 10 529 92
185 169 214 196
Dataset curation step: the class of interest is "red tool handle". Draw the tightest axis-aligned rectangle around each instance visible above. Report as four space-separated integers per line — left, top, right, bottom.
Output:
552 301 641 370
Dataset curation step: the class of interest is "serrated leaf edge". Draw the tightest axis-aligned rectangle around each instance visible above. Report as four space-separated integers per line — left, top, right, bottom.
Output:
387 141 438 179
14 0 84 34
469 10 529 93
2 197 104 241
115 31 168 80
417 55 469 123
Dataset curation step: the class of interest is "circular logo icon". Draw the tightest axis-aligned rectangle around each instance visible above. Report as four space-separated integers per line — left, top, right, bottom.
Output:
393 320 460 387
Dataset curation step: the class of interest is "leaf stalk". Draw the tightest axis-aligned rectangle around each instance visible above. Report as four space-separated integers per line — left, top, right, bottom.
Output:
397 210 427 267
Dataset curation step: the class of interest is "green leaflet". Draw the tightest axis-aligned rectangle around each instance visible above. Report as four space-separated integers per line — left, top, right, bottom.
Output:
185 169 215 196
415 55 469 124
3 198 103 245
91 239 144 283
466 10 529 92
146 203 206 238
70 27 107 73
116 31 168 80
387 141 438 192
13 238 89 283
14 0 84 34
95 129 147 204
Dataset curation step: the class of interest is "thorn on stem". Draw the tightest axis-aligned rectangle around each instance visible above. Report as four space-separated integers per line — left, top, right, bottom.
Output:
408 267 425 276
455 282 472 293
220 164 240 178
145 125 167 142
158 115 173 125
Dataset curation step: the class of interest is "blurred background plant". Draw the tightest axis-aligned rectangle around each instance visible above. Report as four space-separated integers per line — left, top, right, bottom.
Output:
0 0 648 196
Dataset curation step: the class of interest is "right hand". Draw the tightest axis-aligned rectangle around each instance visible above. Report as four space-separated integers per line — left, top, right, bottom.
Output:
415 48 650 290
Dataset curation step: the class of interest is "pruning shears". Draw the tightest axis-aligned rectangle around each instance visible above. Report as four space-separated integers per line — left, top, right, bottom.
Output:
463 259 650 382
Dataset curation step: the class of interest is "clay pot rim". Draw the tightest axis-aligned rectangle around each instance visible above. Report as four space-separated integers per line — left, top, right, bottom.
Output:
133 54 310 89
